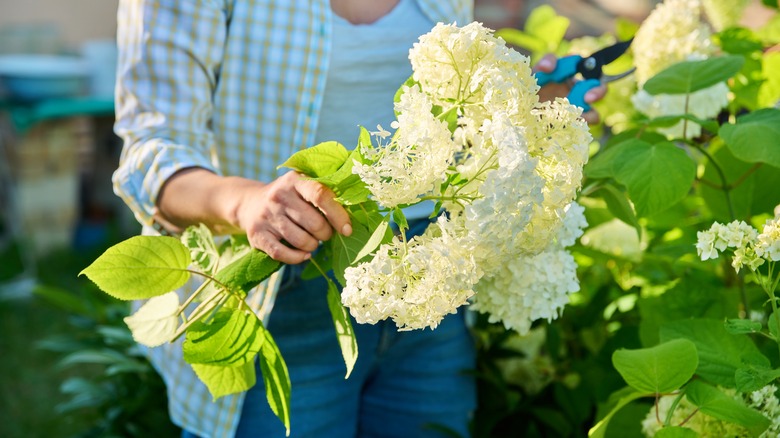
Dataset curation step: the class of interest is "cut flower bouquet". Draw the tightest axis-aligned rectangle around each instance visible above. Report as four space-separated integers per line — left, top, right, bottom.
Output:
81 21 592 434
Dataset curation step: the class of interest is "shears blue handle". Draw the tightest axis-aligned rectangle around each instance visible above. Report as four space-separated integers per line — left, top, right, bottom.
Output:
534 55 600 112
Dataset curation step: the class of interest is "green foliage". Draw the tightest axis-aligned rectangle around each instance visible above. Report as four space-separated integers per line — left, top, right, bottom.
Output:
720 108 780 168
259 329 292 436
642 56 745 96
79 236 191 300
612 339 698 394
192 361 256 400
496 5 570 63
279 140 349 178
326 278 358 378
686 380 770 436
183 308 265 366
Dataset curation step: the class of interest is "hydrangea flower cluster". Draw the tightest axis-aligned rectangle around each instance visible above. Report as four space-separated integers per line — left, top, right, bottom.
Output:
641 385 780 437
696 214 780 273
630 0 728 138
344 22 591 333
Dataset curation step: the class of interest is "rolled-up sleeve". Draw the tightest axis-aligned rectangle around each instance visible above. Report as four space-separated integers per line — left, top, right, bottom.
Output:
113 0 228 226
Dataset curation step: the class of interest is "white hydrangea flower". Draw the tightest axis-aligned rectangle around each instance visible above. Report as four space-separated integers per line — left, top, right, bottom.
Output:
756 216 780 261
631 0 729 138
352 84 460 208
701 0 750 31
345 22 590 333
124 291 180 347
341 218 479 331
632 0 714 85
696 220 759 261
747 385 780 437
470 248 580 335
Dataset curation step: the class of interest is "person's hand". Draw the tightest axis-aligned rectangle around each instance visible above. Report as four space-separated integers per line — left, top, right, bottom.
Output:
232 171 352 264
533 54 606 124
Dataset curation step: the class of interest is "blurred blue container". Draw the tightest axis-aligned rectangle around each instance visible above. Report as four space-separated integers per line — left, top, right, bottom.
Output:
0 54 89 101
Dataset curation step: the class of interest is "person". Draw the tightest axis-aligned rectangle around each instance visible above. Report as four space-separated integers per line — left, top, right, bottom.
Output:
112 1 606 437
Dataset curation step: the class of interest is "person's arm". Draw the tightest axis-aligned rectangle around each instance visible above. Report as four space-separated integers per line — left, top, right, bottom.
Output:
113 0 350 264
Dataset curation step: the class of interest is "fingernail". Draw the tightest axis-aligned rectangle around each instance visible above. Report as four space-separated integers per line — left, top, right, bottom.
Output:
538 58 553 70
585 91 598 102
342 223 352 236
303 253 311 261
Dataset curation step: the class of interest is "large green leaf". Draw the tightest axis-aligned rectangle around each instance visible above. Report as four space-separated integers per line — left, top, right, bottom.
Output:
720 109 780 168
594 184 640 238
279 141 349 178
259 330 291 436
686 380 770 437
643 55 745 95
654 427 698 438
214 250 282 296
660 319 769 388
496 5 569 63
612 141 697 217
182 308 264 366
182 224 220 275
331 219 372 287
735 364 780 393
698 144 780 222
588 386 645 438
80 236 191 300
192 361 256 400
758 52 780 108
325 278 358 378
612 339 698 394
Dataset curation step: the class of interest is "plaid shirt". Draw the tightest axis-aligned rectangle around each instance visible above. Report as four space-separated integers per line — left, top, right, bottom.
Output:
113 1 473 436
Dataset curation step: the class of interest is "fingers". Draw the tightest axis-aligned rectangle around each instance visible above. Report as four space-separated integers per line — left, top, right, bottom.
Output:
533 53 557 73
582 84 606 124
240 172 352 264
293 177 352 237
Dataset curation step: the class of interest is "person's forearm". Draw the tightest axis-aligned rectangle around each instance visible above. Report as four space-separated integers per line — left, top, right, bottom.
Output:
155 167 260 235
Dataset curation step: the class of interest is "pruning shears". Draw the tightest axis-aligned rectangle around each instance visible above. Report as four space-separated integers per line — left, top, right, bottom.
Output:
534 39 635 112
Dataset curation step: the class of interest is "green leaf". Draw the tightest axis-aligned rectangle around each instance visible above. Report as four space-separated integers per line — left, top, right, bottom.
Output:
654 426 699 438
761 0 778 9
594 184 640 238
643 55 745 95
769 312 779 339
585 133 665 179
686 380 770 436
279 141 349 178
758 52 780 108
182 224 219 275
698 145 780 222
612 141 697 217
259 329 291 436
660 319 769 388
724 318 763 335
496 6 569 63
331 220 372 287
720 109 780 168
612 339 698 394
735 364 780 393
80 236 191 300
643 114 720 134
354 217 390 262
715 27 764 55
214 250 282 296
392 208 409 231
325 278 358 378
588 386 645 438
183 308 264 366
192 361 256 400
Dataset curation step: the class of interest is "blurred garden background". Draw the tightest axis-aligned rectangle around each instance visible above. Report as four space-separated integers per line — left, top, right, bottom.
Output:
1 0 778 437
